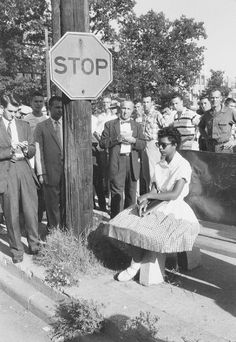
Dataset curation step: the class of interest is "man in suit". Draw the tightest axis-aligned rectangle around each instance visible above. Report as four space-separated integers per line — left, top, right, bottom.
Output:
34 96 64 230
100 100 146 218
0 94 40 263
24 91 48 222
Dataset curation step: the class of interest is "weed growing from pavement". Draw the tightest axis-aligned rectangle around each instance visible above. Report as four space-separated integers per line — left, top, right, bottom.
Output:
34 228 107 288
45 264 72 288
122 311 160 341
51 298 105 341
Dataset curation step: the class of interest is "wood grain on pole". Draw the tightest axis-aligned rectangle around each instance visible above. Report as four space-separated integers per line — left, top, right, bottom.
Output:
51 0 61 44
60 0 93 235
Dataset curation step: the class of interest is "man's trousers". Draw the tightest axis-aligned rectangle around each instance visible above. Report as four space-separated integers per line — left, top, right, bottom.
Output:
43 177 64 229
110 154 137 218
3 160 39 258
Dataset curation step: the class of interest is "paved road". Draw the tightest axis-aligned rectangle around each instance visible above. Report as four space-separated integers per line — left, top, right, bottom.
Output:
0 288 51 342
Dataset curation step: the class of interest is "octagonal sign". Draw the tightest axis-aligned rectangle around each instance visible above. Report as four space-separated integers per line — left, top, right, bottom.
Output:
49 32 113 100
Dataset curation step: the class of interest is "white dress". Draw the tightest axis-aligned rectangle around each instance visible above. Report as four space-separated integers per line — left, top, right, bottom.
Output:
102 152 200 253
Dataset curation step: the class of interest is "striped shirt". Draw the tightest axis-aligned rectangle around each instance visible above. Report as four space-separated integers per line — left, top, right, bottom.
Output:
173 108 200 148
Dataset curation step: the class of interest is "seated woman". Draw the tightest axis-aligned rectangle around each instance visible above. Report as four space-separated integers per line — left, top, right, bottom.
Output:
102 127 200 283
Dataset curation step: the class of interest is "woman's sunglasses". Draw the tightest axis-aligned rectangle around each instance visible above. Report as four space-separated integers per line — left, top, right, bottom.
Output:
155 142 172 149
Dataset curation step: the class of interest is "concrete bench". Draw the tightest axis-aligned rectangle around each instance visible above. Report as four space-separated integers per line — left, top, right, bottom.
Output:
138 218 236 286
196 220 236 258
139 246 201 286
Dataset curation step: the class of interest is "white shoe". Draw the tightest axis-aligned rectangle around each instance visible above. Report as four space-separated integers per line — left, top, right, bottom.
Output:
117 259 141 282
117 267 139 282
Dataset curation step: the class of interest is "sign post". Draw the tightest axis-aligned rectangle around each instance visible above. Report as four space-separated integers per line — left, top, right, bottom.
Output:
50 0 112 235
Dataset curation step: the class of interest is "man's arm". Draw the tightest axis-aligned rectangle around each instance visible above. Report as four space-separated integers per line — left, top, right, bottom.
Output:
0 146 12 161
156 111 165 128
25 122 36 159
192 112 201 126
222 108 236 149
198 114 208 139
132 122 146 151
99 121 121 149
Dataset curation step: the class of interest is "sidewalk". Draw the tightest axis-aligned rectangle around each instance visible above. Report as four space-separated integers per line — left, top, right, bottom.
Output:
0 215 235 342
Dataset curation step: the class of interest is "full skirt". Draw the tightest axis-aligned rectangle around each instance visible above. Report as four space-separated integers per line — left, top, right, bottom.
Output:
102 199 200 253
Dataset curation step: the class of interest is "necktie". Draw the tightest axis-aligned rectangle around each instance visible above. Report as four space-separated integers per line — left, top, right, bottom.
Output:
54 121 62 148
7 121 12 140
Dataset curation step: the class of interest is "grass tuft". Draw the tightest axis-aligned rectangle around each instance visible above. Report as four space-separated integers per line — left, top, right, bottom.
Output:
51 298 105 341
34 228 107 287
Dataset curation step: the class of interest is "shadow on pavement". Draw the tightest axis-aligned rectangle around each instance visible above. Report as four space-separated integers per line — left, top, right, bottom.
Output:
67 313 165 342
169 251 236 318
104 314 165 342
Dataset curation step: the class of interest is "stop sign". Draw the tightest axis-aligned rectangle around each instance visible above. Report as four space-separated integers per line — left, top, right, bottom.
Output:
49 32 113 100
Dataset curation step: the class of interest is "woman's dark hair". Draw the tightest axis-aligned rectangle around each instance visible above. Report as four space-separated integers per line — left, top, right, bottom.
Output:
158 127 181 149
0 94 19 108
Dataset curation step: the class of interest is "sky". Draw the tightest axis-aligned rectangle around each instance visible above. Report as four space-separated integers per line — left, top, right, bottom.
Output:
134 0 236 80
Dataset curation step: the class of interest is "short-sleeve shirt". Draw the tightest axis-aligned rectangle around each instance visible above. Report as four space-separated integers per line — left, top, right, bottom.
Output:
173 108 200 142
199 106 236 143
142 107 164 141
153 152 192 200
96 111 117 135
24 113 48 133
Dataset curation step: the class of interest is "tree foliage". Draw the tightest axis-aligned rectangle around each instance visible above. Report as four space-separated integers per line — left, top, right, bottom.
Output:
0 0 50 103
89 0 135 41
204 69 231 97
0 1 206 106
108 10 207 105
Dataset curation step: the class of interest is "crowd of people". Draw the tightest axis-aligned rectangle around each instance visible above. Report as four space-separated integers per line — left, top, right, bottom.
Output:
92 90 236 218
93 90 236 283
0 88 235 273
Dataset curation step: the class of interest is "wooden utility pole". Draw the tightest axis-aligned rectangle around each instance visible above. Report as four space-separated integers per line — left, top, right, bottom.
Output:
58 0 93 235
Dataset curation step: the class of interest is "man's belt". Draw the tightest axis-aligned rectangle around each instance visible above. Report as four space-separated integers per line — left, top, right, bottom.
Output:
120 153 131 156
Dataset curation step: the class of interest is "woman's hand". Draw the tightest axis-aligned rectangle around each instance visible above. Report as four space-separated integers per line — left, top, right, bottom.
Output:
137 194 149 217
138 199 149 217
137 193 148 205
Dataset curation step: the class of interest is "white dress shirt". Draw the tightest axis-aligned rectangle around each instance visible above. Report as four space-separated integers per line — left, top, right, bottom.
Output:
120 120 132 154
2 117 19 146
2 117 24 159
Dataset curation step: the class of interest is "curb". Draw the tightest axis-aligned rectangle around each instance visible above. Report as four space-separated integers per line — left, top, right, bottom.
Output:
0 261 115 342
0 255 66 302
0 263 56 324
